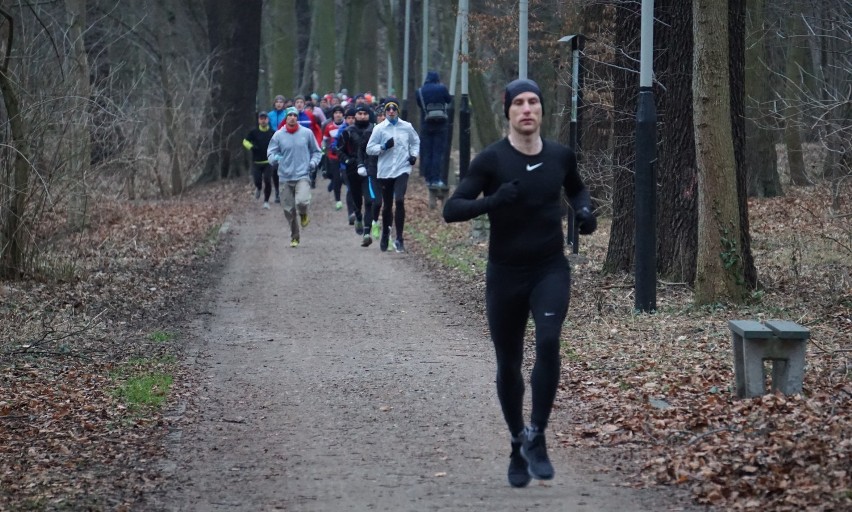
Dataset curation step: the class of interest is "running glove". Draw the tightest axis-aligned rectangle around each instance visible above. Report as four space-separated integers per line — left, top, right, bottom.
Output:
408 156 417 165
357 165 367 177
384 138 395 150
575 207 597 235
490 180 520 207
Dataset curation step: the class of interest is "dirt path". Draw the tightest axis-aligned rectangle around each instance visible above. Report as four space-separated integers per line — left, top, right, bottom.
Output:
154 193 697 511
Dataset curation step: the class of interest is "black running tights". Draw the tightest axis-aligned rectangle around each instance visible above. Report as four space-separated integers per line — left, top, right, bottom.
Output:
485 258 571 436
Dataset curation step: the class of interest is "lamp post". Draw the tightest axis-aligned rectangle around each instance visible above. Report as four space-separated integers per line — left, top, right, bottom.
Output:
558 34 585 254
634 0 657 312
458 0 470 181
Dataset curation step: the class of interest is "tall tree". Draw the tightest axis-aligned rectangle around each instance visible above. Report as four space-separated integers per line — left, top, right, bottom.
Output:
200 0 262 181
342 0 367 92
64 0 91 230
156 0 184 195
268 0 297 96
603 1 639 274
744 0 782 197
0 4 30 277
314 0 335 93
780 10 809 186
730 0 758 289
693 0 748 304
656 0 698 283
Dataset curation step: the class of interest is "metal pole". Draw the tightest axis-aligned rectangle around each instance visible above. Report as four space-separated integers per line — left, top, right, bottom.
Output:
402 0 411 119
445 9 463 187
387 0 395 97
422 0 429 84
519 0 528 79
459 0 471 181
634 0 657 312
558 35 586 254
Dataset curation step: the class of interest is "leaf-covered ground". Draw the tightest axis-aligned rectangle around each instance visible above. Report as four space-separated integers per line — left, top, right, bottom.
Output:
1 180 849 511
405 183 851 512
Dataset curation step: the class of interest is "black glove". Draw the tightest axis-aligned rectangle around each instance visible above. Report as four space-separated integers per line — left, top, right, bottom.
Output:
408 156 417 165
384 138 395 150
575 206 597 235
490 180 520 207
309 166 317 189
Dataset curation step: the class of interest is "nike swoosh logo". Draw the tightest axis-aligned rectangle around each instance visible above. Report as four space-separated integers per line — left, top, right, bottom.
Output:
526 163 543 171
544 312 556 317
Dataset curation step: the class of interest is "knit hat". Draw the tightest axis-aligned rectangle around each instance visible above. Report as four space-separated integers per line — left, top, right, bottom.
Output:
354 105 371 115
384 97 400 111
257 111 268 118
274 95 285 102
503 78 543 118
285 107 299 117
344 107 357 118
331 105 344 115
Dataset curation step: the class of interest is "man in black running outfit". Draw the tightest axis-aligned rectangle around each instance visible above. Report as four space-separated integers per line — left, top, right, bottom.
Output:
443 78 597 488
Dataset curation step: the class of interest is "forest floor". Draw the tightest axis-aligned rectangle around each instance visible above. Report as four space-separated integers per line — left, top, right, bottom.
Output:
0 177 849 511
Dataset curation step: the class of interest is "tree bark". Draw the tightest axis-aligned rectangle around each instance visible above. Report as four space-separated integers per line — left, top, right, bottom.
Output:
343 0 367 93
603 2 639 275
268 0 298 96
744 0 782 197
730 0 758 290
315 0 335 94
200 0 262 181
65 0 91 230
781 12 809 186
656 0 698 283
693 0 748 304
156 0 184 195
0 5 29 278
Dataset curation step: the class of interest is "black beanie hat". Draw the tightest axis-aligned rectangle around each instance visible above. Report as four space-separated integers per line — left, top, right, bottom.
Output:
354 105 371 114
344 107 357 118
503 78 543 118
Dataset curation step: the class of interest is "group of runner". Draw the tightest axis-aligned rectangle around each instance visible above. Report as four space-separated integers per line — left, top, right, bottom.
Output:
244 90 420 251
246 76 600 490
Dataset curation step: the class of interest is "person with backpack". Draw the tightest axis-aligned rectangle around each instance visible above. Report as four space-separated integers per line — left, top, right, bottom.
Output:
416 71 452 187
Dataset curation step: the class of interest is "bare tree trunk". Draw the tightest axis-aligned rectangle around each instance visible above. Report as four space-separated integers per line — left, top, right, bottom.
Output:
200 0 262 181
693 0 748 304
603 1 640 274
299 3 318 93
730 0 758 290
268 0 298 96
343 0 366 92
357 0 378 93
65 0 91 230
157 0 184 196
782 12 809 186
315 0 335 93
744 0 782 197
656 0 698 283
0 5 29 278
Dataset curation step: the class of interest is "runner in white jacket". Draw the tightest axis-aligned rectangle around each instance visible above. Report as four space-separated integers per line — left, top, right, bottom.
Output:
366 99 421 252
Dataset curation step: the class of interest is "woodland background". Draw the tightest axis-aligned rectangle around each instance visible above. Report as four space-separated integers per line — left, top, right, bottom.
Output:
0 0 850 510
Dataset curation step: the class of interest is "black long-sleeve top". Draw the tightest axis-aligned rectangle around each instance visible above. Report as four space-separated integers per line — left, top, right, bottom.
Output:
443 138 591 266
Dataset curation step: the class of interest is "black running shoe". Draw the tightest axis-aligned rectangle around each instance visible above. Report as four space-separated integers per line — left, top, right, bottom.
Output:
380 234 389 252
508 441 531 488
521 426 554 480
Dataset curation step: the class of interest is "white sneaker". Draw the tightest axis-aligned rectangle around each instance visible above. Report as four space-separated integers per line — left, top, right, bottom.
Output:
263 202 270 209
